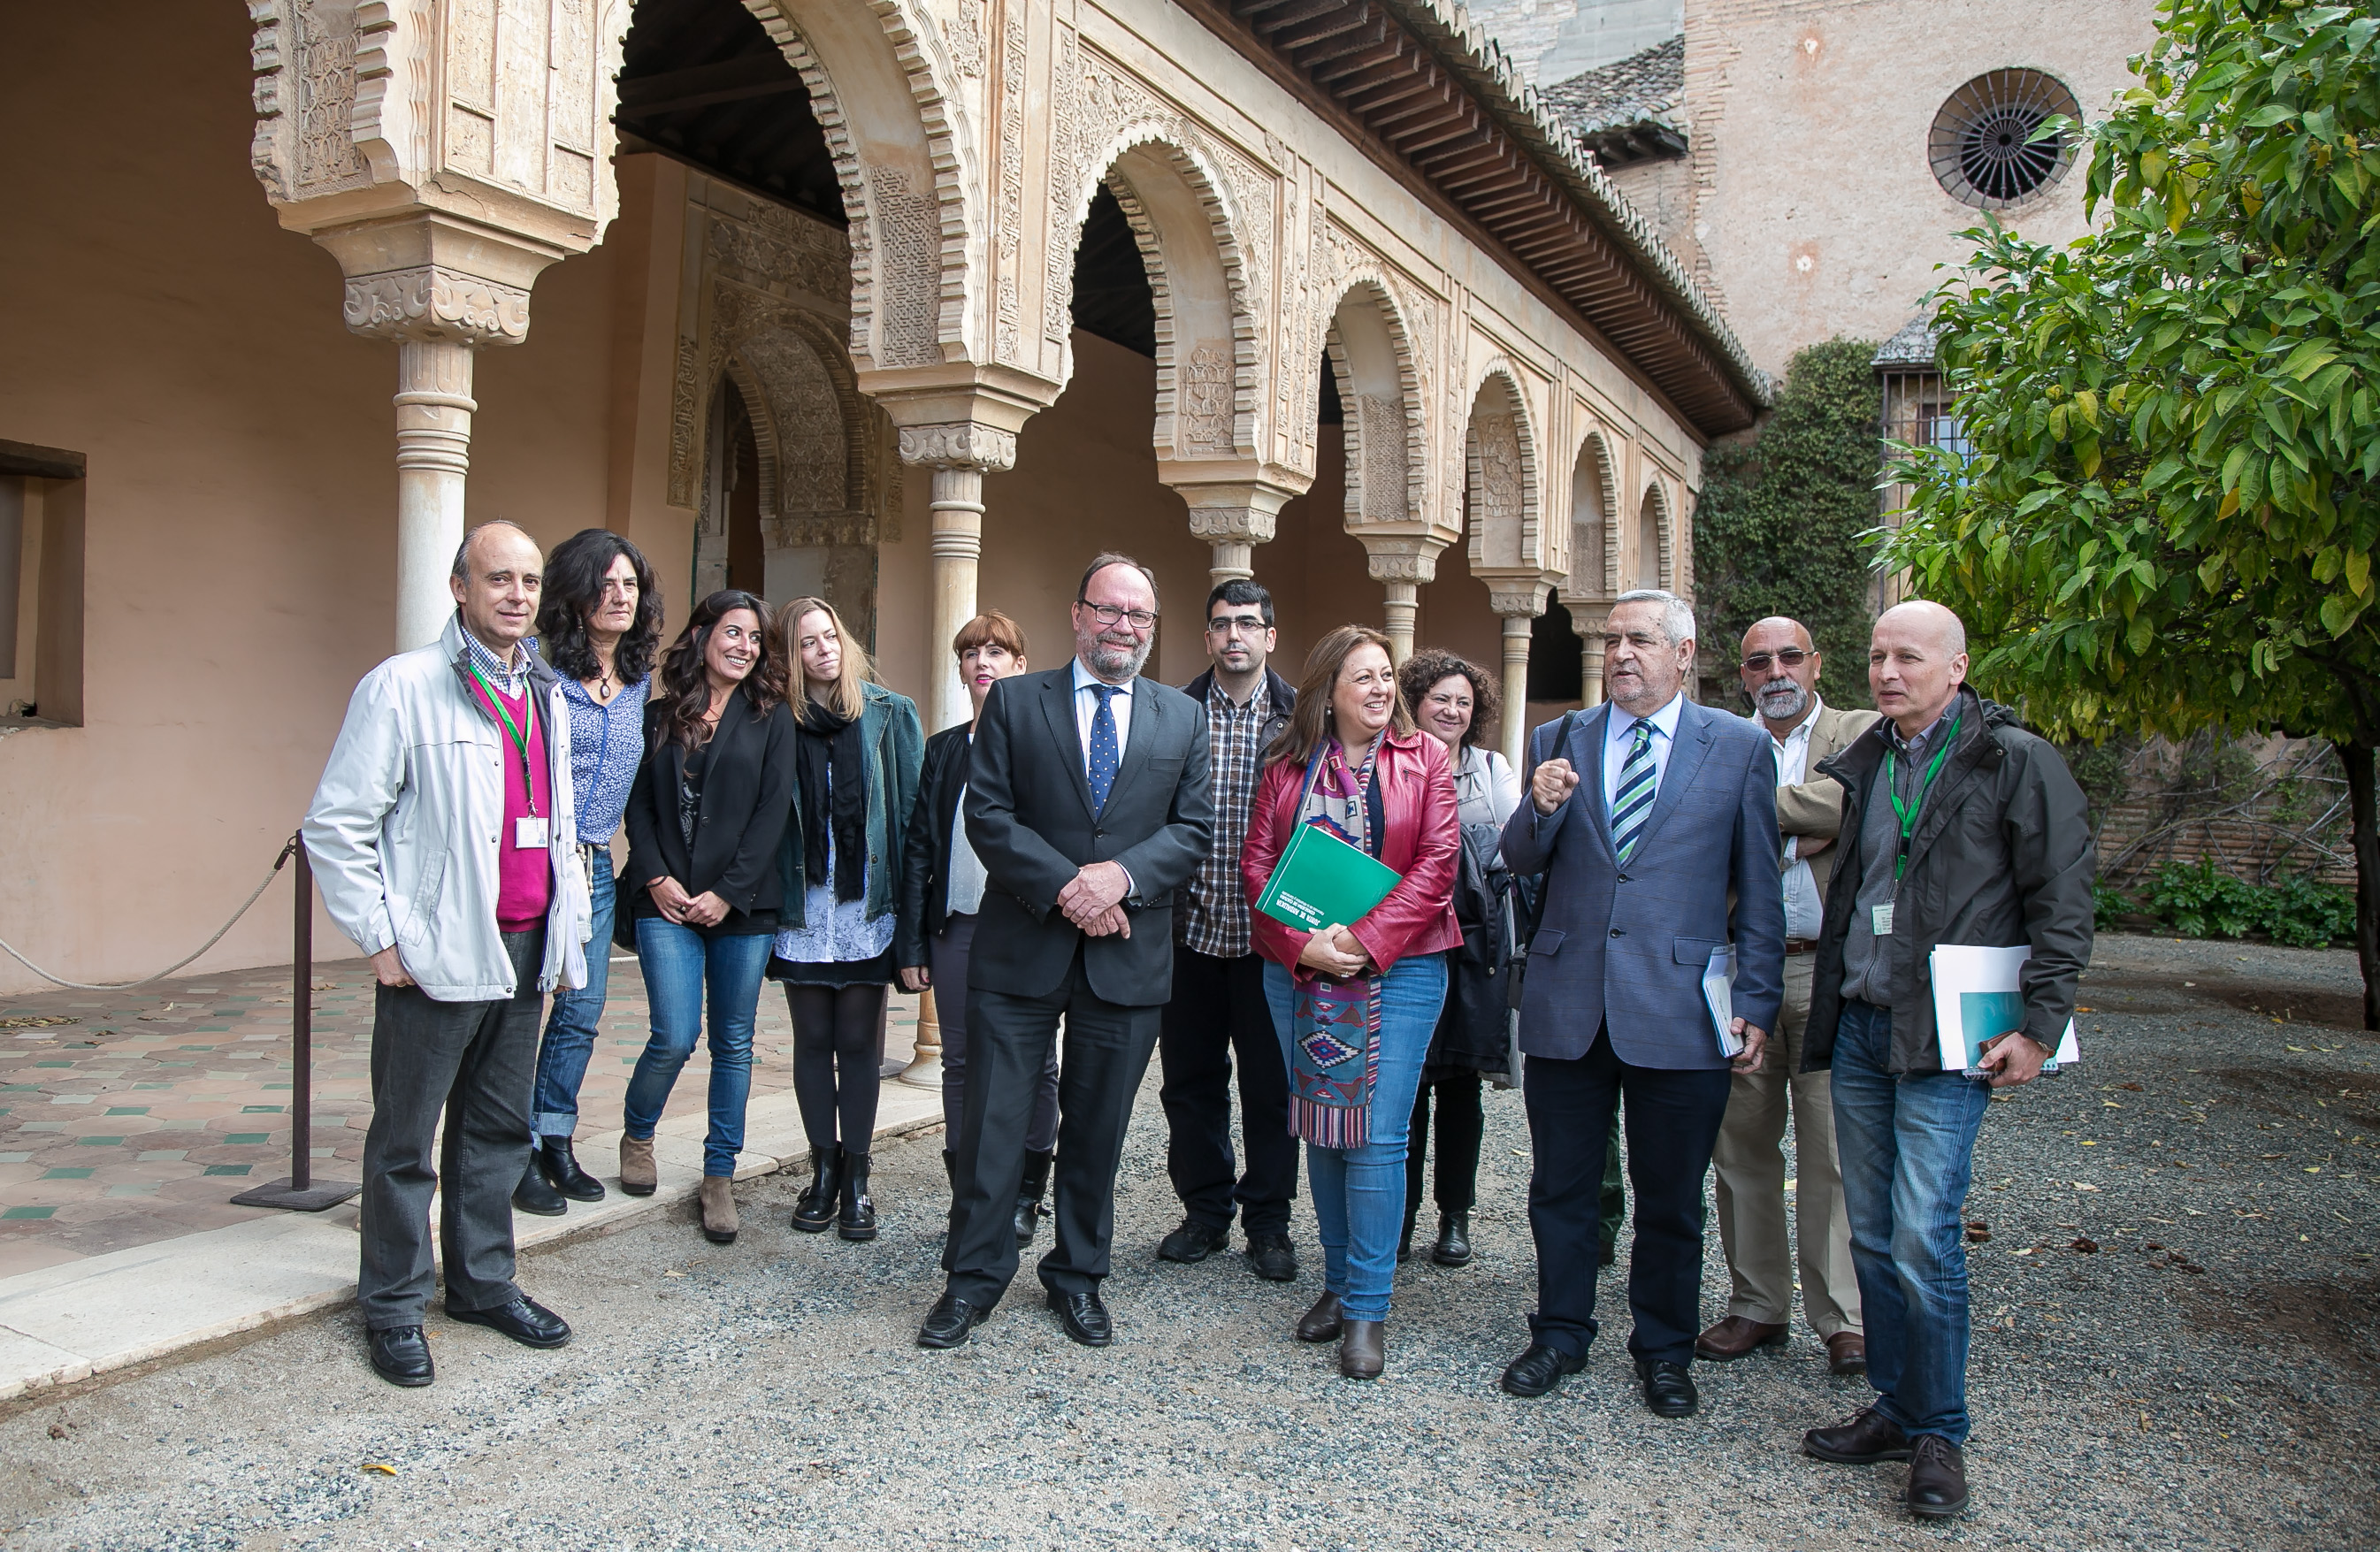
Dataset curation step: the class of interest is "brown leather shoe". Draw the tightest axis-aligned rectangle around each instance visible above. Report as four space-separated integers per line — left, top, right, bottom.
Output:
1905 1435 1969 1518
1695 1315 1788 1361
1295 1291 1343 1342
1338 1319 1384 1380
1825 1331 1867 1376
619 1135 657 1196
1802 1405 1914 1464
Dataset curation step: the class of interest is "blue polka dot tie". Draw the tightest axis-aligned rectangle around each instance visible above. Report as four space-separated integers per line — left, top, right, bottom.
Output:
1087 684 1121 814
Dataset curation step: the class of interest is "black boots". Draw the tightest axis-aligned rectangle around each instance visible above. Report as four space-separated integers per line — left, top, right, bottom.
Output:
1432 1211 1473 1267
838 1151 876 1241
512 1156 565 1217
1014 1149 1052 1244
792 1145 844 1233
537 1136 606 1202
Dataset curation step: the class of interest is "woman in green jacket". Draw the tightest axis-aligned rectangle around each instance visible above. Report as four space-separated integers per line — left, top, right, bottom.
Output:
768 597 923 1242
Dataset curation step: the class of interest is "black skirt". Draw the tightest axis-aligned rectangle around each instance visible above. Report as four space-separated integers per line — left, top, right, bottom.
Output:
768 947 896 988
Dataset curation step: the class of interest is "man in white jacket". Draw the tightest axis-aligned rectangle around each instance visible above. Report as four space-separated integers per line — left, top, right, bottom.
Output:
304 521 589 1388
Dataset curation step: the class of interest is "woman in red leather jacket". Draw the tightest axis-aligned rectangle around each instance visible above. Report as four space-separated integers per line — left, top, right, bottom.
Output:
1241 623 1460 1380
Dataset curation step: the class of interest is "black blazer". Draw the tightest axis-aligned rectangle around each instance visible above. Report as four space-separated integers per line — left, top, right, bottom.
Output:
618 684 799 944
894 721 973 968
962 666 1214 1006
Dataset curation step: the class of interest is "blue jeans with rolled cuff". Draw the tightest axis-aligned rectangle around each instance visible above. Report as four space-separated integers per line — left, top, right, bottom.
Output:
531 851 614 1139
1265 953 1446 1323
623 917 773 1178
1829 998 1992 1444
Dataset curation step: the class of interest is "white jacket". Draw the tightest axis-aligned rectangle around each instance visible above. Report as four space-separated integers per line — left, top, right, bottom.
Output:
304 615 590 1002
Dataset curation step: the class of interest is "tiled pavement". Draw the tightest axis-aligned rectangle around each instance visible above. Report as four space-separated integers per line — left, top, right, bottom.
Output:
0 957 922 1281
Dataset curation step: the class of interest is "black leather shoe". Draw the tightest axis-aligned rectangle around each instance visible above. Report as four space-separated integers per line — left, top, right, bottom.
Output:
447 1296 570 1349
1014 1149 1052 1245
1500 1342 1588 1397
368 1326 433 1387
537 1136 606 1202
837 1152 877 1242
1157 1219 1229 1264
1906 1435 1970 1518
511 1158 566 1217
1636 1358 1698 1418
1802 1405 1914 1464
1045 1287 1113 1347
792 1146 843 1234
1431 1212 1473 1267
1246 1231 1298 1281
916 1292 990 1349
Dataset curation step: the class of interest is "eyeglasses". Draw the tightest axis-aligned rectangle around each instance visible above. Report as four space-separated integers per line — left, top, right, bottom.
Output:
1205 615 1267 637
1741 648 1810 672
1081 601 1158 631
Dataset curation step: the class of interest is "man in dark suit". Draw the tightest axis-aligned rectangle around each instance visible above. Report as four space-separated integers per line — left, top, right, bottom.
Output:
1497 588 1785 1418
916 553 1214 1349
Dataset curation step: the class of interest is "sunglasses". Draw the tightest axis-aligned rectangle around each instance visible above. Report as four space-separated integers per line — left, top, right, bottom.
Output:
1741 648 1810 672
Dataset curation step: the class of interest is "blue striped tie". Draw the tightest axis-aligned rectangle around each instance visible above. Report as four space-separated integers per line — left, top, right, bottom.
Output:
1610 719 1657 864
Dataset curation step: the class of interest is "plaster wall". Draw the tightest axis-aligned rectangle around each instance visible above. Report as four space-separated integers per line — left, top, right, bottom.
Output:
1675 0 2158 373
0 8 624 992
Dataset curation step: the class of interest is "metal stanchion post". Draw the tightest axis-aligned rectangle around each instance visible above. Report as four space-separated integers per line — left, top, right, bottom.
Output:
233 835 360 1212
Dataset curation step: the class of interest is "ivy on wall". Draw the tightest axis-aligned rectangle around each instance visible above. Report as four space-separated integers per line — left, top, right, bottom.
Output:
1691 338 1881 708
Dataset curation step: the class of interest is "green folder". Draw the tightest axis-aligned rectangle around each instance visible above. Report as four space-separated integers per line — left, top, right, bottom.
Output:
1253 822 1403 932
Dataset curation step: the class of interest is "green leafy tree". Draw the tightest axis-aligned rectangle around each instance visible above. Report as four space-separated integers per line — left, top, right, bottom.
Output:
1691 339 1880 708
1886 0 2380 1026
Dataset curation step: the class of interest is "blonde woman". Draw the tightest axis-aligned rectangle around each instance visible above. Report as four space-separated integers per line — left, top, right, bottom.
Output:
768 598 923 1241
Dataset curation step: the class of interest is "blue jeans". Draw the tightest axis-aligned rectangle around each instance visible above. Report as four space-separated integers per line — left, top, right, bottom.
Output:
1265 954 1446 1322
1830 999 1990 1443
624 917 773 1178
531 852 615 1139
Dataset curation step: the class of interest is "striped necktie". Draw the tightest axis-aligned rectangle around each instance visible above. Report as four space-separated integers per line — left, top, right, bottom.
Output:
1610 718 1657 864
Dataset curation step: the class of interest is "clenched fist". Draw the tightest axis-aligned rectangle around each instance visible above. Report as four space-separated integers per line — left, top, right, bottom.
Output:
1531 757 1582 815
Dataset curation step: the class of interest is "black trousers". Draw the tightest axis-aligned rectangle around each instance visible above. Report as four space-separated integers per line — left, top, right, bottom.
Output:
1405 1074 1485 1222
1158 946 1297 1235
945 949 1161 1306
358 929 544 1330
1524 1027 1731 1365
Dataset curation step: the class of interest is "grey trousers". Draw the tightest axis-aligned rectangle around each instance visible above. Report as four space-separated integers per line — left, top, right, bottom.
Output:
1710 953 1863 1337
358 929 544 1330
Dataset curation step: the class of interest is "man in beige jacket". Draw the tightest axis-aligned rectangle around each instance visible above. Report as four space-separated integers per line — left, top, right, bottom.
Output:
1695 616 1879 1376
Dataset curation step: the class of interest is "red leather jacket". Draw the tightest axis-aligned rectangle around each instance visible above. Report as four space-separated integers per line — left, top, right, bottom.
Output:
1241 728 1462 975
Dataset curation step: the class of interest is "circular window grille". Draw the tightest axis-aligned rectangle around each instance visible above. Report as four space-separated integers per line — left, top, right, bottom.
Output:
1929 70 2080 210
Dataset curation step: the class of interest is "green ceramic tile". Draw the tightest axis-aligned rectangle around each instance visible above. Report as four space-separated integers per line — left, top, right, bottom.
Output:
41 1167 95 1180
241 1105 284 1113
202 1164 250 1176
73 1137 124 1146
1 1206 57 1219
225 1133 270 1144
105 1105 149 1115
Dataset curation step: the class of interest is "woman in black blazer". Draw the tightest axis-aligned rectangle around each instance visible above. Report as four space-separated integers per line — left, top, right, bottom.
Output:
893 610 1059 1242
616 589 798 1245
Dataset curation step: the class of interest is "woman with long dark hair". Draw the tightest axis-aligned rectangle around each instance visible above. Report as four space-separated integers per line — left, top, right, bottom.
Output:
1393 649 1524 1267
768 597 922 1242
1241 624 1460 1380
616 590 798 1244
514 530 663 1217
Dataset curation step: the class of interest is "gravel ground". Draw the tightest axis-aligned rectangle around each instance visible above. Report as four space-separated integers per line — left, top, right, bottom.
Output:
1 933 2374 1550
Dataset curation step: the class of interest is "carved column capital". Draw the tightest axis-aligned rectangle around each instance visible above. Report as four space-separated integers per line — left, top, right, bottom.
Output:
898 421 1018 473
343 265 533 346
1477 570 1555 619
1359 538 1445 586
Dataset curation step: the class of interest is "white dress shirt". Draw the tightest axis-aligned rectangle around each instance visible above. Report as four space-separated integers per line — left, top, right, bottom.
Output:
1602 692 1687 814
1768 698 1825 940
947 733 988 917
1070 656 1136 772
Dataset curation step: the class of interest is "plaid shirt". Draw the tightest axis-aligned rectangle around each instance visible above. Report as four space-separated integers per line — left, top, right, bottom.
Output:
459 617 533 698
1180 676 1270 958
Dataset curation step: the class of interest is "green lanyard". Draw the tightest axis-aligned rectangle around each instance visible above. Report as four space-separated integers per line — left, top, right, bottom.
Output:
1881 715 1958 880
467 663 541 816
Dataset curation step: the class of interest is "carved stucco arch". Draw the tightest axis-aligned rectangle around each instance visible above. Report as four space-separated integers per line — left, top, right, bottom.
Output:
1637 476 1678 593
1057 127 1261 460
716 355 784 524
1463 363 1545 577
711 309 884 533
737 0 980 373
1565 424 1622 600
1321 275 1427 534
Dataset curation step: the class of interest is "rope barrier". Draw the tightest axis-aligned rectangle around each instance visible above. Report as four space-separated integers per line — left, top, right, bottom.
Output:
0 832 302 991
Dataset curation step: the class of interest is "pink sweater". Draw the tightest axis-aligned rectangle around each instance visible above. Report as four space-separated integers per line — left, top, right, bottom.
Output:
467 676 555 932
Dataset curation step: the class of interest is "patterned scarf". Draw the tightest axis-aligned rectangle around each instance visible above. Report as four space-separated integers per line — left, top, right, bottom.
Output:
1287 734 1385 1150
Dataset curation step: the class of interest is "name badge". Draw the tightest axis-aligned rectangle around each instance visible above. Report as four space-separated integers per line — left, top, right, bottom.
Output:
1871 902 1894 937
515 816 551 850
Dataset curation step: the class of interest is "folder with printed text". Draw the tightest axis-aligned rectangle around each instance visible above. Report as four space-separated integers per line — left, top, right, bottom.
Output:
1253 822 1403 933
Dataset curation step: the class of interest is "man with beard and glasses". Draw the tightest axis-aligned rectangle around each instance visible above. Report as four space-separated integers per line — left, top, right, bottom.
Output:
916 554 1215 1351
1695 618 1879 1379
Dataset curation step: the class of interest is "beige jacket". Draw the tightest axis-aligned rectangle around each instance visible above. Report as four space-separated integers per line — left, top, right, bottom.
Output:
1769 700 1882 905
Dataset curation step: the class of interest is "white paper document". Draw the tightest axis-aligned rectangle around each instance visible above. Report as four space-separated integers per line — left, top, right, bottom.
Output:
1927 944 2080 1077
1703 945 1744 1059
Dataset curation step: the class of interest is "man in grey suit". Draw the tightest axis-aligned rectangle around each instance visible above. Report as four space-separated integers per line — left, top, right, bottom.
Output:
1497 588 1786 1417
916 554 1214 1351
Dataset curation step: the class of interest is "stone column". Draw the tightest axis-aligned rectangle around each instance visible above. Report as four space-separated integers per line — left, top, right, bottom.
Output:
391 341 477 651
1358 541 1443 665
1565 600 1609 707
1169 478 1298 593
1483 580 1550 769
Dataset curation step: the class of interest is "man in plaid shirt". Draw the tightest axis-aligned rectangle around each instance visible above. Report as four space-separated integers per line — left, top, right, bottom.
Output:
1155 579 1302 1281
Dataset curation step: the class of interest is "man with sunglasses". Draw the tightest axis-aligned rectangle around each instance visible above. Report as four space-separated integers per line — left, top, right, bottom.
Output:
1155 579 1302 1282
1695 618 1878 1380
918 553 1215 1351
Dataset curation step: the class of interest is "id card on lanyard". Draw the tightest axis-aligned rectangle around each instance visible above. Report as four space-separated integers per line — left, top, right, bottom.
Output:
470 665 549 850
1872 716 1958 937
